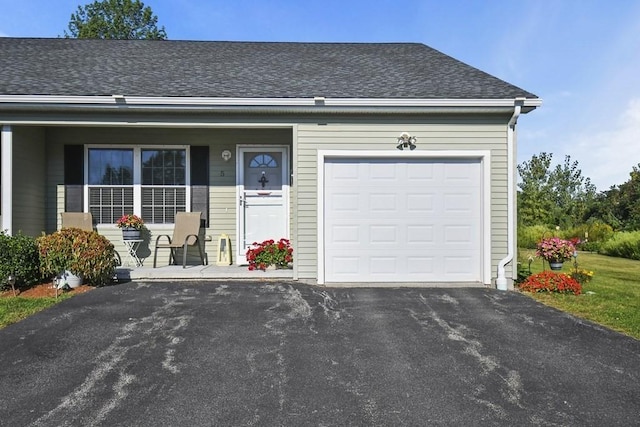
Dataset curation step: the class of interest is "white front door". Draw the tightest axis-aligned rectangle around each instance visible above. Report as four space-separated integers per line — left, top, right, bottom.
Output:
237 146 289 264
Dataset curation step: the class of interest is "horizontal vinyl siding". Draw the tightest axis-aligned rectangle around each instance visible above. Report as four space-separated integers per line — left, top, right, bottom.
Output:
12 126 46 237
295 119 511 282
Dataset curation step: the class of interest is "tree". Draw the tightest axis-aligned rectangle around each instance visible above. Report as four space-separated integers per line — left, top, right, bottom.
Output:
517 152 554 226
517 152 597 228
65 0 167 40
615 164 640 230
547 154 597 228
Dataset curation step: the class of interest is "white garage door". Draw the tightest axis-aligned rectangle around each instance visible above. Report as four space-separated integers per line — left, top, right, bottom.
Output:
324 157 483 283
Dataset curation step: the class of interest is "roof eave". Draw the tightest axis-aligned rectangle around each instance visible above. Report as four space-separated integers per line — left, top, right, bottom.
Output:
0 95 541 111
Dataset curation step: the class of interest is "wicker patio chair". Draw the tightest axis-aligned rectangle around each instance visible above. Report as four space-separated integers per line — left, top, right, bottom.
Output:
153 212 206 268
60 212 94 232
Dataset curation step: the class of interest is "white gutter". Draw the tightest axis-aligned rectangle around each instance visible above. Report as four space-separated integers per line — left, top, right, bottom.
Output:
496 98 525 290
0 94 543 109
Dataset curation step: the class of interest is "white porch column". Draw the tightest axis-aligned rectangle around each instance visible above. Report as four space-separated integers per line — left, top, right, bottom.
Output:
1 125 12 235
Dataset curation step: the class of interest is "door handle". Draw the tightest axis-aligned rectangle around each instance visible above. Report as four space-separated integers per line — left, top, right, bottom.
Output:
239 196 243 206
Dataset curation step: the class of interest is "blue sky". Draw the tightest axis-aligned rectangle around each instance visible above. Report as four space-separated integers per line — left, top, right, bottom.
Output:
1 0 639 191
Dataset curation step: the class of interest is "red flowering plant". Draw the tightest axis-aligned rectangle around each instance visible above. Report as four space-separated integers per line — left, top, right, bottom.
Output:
246 238 293 271
518 271 582 295
536 237 576 263
116 214 145 230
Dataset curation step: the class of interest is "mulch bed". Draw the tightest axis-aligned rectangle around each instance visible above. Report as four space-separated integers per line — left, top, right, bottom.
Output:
0 282 94 298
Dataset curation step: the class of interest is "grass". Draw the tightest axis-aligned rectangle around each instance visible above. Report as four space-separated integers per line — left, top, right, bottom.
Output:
0 295 70 329
518 249 640 340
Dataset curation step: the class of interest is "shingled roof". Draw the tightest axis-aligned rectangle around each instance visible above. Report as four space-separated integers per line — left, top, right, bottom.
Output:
0 38 537 100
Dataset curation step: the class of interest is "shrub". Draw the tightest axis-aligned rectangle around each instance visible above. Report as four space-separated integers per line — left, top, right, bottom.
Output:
517 225 553 249
565 221 614 252
599 231 640 260
246 238 293 271
0 231 41 290
518 271 582 295
37 228 117 286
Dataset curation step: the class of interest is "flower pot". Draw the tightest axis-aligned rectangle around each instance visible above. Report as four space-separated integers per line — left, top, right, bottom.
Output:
122 227 141 240
58 270 83 289
549 261 564 271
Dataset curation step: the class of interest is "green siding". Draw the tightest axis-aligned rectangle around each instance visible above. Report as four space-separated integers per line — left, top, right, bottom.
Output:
294 119 512 283
12 126 46 236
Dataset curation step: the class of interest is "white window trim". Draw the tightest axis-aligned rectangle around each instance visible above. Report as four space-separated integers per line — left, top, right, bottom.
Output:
84 145 191 223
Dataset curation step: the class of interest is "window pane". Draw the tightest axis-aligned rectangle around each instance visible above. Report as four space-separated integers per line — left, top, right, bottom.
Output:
141 149 186 185
88 149 133 185
89 187 134 224
141 187 186 224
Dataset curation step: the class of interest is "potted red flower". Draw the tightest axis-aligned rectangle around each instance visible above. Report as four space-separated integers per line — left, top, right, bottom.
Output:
246 238 293 271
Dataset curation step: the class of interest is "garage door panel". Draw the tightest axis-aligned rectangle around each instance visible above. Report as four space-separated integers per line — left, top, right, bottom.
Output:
324 158 482 282
330 225 360 243
406 225 434 244
370 163 399 180
369 225 397 244
330 193 360 211
370 257 397 274
369 194 397 212
443 193 476 213
330 257 362 279
407 257 435 274
443 225 474 244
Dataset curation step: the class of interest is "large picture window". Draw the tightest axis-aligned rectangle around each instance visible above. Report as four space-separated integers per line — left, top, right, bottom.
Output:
87 146 189 225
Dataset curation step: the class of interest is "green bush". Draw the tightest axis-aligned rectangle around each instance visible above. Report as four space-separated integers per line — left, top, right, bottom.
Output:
599 231 640 260
37 228 117 286
564 220 614 252
517 225 554 249
0 231 41 290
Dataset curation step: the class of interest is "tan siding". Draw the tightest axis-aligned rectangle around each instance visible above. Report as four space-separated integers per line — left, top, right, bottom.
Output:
294 119 511 282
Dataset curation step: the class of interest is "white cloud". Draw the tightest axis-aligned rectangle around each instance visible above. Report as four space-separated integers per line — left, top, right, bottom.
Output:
566 99 640 190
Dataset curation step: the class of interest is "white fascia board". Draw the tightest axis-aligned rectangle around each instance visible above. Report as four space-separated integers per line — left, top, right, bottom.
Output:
0 95 542 108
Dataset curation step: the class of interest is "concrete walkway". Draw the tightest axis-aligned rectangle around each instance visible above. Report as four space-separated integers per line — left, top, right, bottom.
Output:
116 264 295 281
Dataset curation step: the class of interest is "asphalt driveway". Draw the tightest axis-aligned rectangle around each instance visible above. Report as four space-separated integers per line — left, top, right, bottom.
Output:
0 282 638 426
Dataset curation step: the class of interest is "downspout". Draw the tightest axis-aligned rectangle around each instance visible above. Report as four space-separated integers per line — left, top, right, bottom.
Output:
496 98 525 290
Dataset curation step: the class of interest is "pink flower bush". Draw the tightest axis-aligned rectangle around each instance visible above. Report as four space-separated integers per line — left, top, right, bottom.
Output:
536 237 576 263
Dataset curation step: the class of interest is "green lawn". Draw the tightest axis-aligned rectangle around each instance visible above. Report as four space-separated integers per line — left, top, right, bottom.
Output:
518 249 640 339
0 296 70 329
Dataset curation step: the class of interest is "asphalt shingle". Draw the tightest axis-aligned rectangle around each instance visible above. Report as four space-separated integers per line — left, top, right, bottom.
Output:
0 38 537 99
